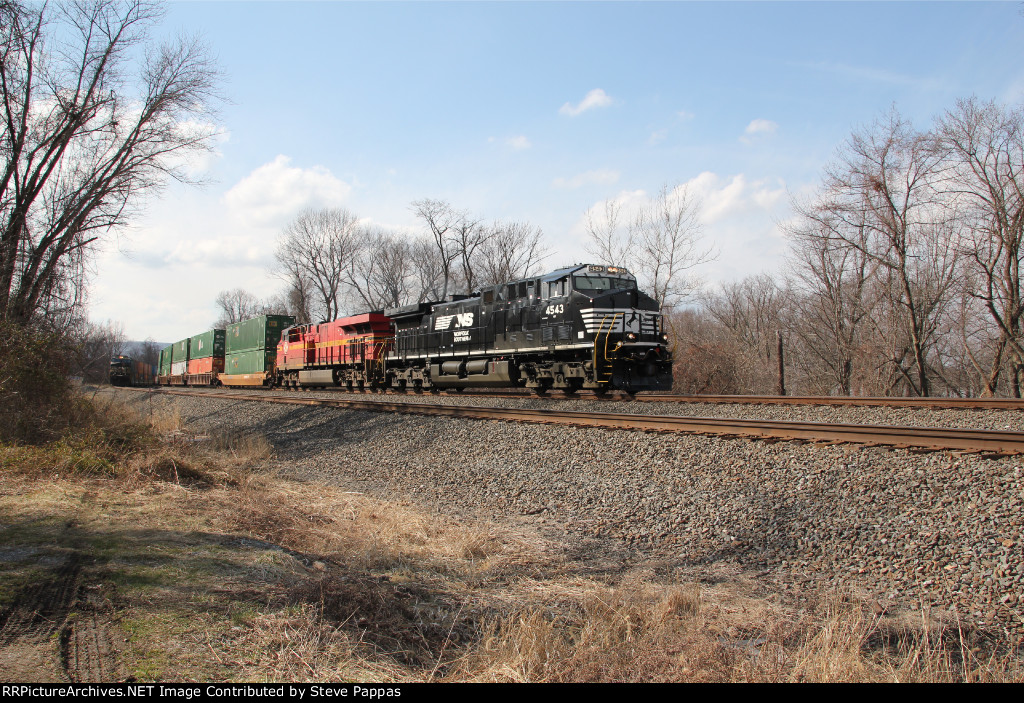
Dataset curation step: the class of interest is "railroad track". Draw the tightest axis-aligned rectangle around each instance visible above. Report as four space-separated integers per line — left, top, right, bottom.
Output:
638 393 1024 410
138 387 1024 456
149 384 1024 409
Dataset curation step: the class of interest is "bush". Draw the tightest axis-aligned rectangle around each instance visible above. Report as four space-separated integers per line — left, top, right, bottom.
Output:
0 321 76 443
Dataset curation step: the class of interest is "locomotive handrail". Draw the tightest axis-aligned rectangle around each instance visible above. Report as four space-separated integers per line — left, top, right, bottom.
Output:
593 312 622 384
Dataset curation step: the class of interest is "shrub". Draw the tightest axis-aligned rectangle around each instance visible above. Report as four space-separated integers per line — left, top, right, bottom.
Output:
0 321 76 443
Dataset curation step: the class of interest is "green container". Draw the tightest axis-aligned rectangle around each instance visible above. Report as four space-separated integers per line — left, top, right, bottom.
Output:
159 346 172 375
223 348 277 376
225 315 294 354
190 329 226 360
171 338 190 364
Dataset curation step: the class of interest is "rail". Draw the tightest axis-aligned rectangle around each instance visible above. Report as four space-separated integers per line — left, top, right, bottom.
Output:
134 387 1024 456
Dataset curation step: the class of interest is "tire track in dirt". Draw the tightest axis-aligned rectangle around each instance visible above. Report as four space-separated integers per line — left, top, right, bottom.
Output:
0 550 119 683
60 588 115 683
0 552 83 681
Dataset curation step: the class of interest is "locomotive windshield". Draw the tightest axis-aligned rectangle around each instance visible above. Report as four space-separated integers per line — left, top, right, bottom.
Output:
572 276 636 293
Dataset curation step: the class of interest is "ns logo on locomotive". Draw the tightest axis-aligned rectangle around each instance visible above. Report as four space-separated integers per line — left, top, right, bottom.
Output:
152 264 673 395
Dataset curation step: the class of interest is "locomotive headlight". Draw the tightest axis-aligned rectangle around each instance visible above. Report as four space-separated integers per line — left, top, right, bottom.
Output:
626 332 637 341
662 333 669 342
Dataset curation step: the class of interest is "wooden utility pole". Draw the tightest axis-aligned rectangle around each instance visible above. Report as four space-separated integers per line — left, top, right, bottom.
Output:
777 330 786 396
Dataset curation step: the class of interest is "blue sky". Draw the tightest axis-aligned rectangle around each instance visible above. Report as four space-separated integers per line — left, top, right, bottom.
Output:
89 1 1024 341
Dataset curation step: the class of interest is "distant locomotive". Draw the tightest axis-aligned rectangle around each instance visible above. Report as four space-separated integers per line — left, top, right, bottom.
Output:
159 264 673 394
109 355 156 387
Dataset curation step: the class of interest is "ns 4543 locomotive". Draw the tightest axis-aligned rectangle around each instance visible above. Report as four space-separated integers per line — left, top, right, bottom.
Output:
277 264 673 395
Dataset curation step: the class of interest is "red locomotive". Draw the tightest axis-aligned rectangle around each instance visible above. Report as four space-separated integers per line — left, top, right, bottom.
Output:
276 312 394 390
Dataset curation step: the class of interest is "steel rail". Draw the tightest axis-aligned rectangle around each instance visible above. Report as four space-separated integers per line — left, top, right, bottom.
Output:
636 394 1024 410
139 387 1024 455
220 385 1024 409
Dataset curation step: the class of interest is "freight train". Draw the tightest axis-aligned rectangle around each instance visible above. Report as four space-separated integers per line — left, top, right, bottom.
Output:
157 263 673 394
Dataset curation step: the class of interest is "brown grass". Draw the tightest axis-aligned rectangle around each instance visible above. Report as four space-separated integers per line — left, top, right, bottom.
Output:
0 391 1020 682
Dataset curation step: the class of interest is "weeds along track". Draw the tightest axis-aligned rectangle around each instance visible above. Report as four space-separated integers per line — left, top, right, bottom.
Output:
134 387 1024 456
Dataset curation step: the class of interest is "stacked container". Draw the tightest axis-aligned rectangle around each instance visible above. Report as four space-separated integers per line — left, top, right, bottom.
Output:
170 338 190 380
159 345 173 381
187 328 226 383
222 314 294 385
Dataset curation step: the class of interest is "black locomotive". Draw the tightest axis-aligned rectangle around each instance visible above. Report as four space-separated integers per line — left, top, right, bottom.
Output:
384 264 672 394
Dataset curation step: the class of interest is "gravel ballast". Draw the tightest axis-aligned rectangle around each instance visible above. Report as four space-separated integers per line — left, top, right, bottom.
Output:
123 389 1024 639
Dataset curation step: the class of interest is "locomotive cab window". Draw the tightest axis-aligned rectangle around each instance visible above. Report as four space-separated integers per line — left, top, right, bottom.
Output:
572 276 636 293
483 289 494 304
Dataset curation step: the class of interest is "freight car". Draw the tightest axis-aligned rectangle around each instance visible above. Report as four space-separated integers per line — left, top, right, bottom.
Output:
158 328 228 386
275 264 672 394
221 315 295 387
109 356 156 387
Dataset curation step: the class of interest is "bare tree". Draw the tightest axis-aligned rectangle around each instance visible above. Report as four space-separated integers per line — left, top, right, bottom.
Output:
474 220 548 287
452 213 486 295
411 199 462 300
72 318 127 383
584 184 712 314
785 200 876 394
213 288 263 327
632 184 714 313
275 207 362 322
272 252 313 324
937 98 1024 395
410 236 444 303
584 198 631 265
817 110 958 396
0 1 222 326
703 275 790 394
345 227 415 310
137 337 161 367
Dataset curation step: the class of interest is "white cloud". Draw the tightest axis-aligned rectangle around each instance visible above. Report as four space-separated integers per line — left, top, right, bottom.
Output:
744 118 778 136
648 129 668 145
222 155 352 228
490 135 531 150
507 135 531 150
559 88 614 116
552 169 620 189
740 119 779 144
682 172 786 223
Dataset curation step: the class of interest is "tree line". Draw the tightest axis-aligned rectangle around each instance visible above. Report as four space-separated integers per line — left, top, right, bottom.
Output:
214 201 548 326
677 99 1024 398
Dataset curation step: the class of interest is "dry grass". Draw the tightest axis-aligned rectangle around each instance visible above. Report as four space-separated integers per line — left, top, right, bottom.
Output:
0 392 1021 682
